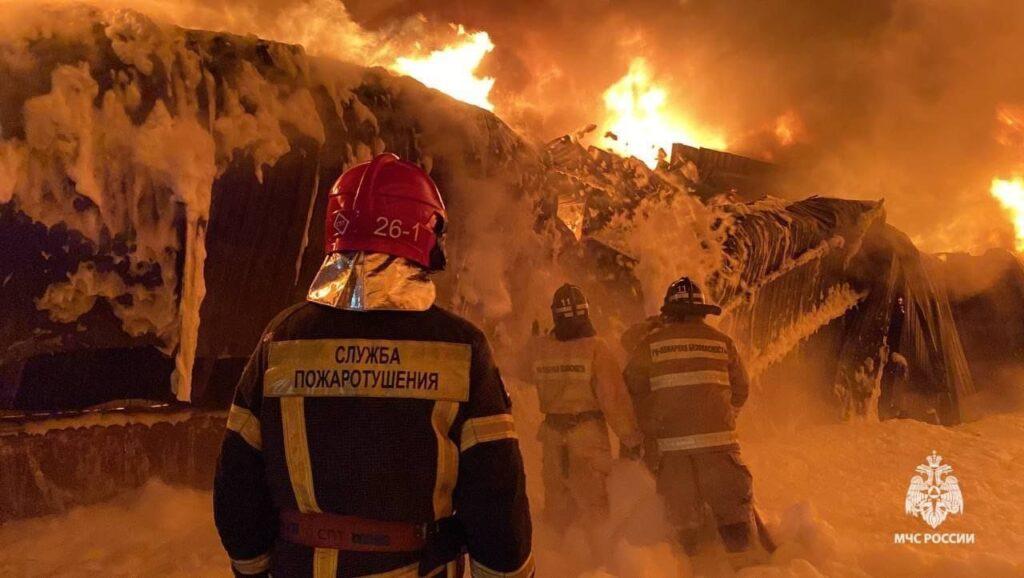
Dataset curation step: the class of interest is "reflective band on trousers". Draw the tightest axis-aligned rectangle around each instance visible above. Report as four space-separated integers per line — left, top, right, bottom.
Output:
280 397 338 578
650 370 730 391
355 561 455 577
231 552 271 575
470 554 536 578
657 431 738 452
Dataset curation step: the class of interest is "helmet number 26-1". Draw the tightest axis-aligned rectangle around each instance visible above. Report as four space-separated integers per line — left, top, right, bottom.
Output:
373 217 421 241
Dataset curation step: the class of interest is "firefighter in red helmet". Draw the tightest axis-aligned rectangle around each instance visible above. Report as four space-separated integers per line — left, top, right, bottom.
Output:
624 276 764 566
214 154 534 578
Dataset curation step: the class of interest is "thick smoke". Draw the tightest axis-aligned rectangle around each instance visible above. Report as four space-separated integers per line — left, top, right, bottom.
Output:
343 0 1024 253
22 0 1024 252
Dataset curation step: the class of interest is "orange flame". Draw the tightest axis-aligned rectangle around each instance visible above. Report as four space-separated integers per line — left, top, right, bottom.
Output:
598 58 725 168
392 26 495 111
991 176 1024 251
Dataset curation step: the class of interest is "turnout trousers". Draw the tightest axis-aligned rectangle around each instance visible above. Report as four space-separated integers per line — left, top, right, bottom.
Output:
656 449 754 553
538 413 612 529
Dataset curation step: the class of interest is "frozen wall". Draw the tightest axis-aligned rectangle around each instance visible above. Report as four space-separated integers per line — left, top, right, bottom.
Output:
0 5 540 408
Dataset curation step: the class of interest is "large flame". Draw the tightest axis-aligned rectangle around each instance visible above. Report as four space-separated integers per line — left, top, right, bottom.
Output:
598 58 725 168
392 26 495 111
991 176 1024 251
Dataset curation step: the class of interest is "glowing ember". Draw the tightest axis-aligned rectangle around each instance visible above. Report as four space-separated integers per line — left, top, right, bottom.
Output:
392 26 495 111
991 176 1024 251
598 58 725 168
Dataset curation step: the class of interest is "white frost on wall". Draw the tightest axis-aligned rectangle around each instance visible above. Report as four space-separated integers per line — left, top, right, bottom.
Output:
35 262 177 340
746 283 867 378
0 5 328 401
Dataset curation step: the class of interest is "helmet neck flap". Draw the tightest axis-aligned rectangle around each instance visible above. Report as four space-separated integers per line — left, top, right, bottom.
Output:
306 251 435 311
309 153 445 311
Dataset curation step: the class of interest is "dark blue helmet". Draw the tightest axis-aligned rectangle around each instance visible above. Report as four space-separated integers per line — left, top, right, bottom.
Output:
662 276 721 317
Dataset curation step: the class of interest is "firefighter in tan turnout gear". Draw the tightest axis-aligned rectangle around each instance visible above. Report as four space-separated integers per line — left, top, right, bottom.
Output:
532 284 643 530
624 276 757 559
213 153 534 578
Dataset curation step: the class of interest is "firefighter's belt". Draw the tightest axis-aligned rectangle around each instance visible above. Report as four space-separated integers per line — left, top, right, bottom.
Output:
280 510 429 552
656 431 738 453
542 410 605 432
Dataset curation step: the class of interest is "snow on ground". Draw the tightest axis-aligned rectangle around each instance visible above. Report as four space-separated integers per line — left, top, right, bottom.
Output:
745 411 1024 578
2 408 1023 577
0 482 226 577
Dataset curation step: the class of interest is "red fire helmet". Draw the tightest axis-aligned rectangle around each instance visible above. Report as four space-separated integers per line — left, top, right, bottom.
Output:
324 153 447 270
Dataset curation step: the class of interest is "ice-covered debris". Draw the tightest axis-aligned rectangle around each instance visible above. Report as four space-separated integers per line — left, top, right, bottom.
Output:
35 262 176 342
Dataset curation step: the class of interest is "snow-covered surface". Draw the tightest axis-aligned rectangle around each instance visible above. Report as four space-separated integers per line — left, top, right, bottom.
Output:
0 482 226 577
2 400 1021 577
744 412 1024 577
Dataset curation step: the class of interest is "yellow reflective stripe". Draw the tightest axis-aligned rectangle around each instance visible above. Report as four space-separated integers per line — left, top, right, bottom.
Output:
231 551 271 575
431 401 460 518
358 563 418 577
460 414 517 452
314 547 338 578
352 561 457 578
657 431 738 452
226 404 262 450
281 397 319 512
470 554 535 578
265 339 471 401
650 370 730 391
650 338 729 362
281 397 339 577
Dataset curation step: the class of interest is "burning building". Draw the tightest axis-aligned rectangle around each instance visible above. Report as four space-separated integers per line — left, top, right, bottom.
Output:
1 2 1024 576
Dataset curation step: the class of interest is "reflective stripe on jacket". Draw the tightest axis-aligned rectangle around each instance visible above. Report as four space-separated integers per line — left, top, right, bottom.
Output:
531 335 642 448
624 318 750 448
532 336 598 415
214 303 534 578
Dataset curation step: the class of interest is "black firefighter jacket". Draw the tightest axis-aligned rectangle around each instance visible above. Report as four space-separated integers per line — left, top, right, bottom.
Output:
213 302 534 578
